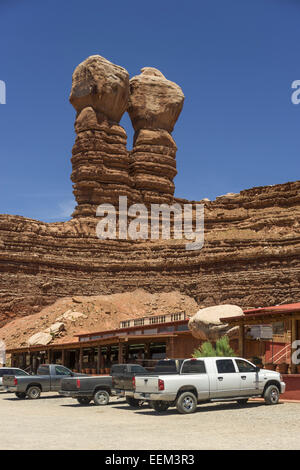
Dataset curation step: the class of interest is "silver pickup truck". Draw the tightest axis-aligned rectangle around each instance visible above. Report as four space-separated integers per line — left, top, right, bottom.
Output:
3 364 86 399
133 356 286 414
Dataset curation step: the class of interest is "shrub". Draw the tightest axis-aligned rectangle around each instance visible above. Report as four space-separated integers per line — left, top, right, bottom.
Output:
193 335 235 358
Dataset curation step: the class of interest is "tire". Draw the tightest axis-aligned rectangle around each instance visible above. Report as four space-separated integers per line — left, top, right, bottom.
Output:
126 396 141 408
236 399 249 406
93 390 110 406
77 397 91 405
264 385 280 405
27 386 41 399
15 392 26 399
151 401 170 413
176 392 197 414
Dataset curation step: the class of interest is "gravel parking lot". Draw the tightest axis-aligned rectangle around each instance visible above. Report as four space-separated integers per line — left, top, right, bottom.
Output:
0 391 300 450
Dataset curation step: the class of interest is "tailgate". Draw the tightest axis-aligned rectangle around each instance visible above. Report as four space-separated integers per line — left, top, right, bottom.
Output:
135 376 159 393
2 376 16 387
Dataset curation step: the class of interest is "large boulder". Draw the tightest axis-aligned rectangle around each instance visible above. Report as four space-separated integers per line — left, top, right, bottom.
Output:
44 322 65 335
188 304 244 341
56 310 87 322
69 55 130 122
27 332 52 346
128 67 184 133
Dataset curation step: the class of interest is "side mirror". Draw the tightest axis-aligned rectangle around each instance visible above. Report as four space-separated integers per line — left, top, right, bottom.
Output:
255 366 260 373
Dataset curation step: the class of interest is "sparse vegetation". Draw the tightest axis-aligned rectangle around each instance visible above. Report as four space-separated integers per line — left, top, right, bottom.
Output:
193 335 235 358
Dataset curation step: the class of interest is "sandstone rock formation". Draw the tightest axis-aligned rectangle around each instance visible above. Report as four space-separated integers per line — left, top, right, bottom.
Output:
28 332 52 347
188 305 244 340
0 55 299 330
128 67 184 204
44 322 65 335
70 55 140 217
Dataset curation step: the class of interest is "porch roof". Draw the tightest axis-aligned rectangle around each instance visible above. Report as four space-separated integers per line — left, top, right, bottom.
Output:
221 302 300 326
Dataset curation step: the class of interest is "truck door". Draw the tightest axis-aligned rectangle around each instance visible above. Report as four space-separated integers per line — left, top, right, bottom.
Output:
234 359 260 395
52 365 73 391
214 359 240 398
181 359 209 400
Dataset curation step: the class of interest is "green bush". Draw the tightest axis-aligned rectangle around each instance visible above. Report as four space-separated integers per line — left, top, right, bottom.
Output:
193 335 235 358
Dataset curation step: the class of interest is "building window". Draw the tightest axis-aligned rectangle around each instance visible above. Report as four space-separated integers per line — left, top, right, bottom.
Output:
134 318 145 327
171 312 185 322
150 315 166 325
272 322 285 335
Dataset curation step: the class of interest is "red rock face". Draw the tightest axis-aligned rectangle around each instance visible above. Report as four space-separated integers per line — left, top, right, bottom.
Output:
0 56 299 328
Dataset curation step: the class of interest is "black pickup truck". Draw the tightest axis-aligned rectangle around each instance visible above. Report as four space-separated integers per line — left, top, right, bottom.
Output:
111 359 185 407
59 375 112 405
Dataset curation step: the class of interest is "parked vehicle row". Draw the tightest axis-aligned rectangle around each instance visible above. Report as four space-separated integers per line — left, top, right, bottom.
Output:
1 357 286 414
133 357 286 413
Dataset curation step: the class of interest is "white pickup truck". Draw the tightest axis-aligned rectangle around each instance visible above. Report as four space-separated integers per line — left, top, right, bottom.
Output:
133 357 286 414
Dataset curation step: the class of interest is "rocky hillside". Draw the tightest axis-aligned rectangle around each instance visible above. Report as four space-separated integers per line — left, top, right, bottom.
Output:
0 289 198 350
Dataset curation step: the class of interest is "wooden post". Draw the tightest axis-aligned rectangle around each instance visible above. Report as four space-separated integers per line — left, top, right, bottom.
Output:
118 341 123 364
290 318 297 374
79 348 83 373
97 347 101 374
239 324 245 358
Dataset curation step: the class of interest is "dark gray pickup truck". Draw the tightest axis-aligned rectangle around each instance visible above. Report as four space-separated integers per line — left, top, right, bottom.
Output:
112 359 185 407
3 364 86 399
59 375 112 405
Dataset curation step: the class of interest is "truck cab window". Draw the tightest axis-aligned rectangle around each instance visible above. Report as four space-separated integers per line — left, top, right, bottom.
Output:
235 359 256 373
181 360 206 374
131 365 144 373
55 366 72 376
37 366 50 375
216 359 236 374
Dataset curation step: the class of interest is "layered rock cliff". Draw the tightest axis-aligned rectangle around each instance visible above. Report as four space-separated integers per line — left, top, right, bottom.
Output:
0 55 299 328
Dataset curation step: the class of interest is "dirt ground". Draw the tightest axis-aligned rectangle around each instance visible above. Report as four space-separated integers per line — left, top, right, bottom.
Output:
0 392 300 450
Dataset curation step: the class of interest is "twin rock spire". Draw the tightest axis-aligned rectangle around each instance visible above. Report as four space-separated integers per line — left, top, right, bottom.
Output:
69 55 184 218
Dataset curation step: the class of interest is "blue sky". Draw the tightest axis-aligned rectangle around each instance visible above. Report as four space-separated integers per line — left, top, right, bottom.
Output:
0 0 299 222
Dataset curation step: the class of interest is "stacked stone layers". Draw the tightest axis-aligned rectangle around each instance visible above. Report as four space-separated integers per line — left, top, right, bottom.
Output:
70 56 140 217
128 68 184 205
71 108 140 217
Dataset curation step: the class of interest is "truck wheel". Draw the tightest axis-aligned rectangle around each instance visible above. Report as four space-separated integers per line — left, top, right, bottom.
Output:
126 396 141 408
176 392 197 414
93 390 110 406
27 386 41 399
15 392 26 399
77 397 91 405
236 399 248 406
264 385 280 405
151 401 170 413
